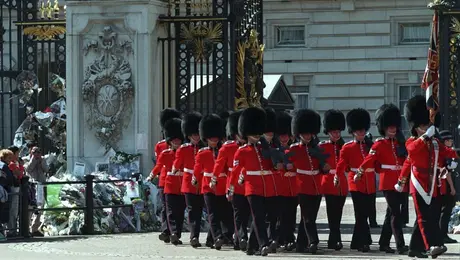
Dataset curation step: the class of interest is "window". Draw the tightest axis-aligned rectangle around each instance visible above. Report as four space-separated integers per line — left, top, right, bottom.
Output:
275 26 305 47
292 93 309 109
399 23 430 44
399 85 424 136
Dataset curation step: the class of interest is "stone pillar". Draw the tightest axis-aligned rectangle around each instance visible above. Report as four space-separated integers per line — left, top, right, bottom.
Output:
66 0 167 175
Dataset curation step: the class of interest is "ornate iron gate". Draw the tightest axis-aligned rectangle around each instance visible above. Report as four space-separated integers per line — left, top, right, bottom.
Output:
158 0 264 115
0 0 66 149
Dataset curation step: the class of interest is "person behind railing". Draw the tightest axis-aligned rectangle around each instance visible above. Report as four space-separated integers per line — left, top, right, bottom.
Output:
0 149 15 240
6 146 23 237
24 145 48 237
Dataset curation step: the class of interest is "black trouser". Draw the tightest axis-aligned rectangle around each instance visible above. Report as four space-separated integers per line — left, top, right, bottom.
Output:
232 193 250 243
350 191 372 249
204 193 230 241
277 196 298 246
221 199 235 241
247 195 278 251
184 193 204 240
369 192 377 225
325 195 346 246
298 194 322 246
379 190 406 249
267 196 281 244
165 193 186 237
440 193 456 239
159 188 170 234
410 193 442 252
296 218 307 249
401 192 409 224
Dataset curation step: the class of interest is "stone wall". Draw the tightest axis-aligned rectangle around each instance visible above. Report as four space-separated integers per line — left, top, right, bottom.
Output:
263 0 432 137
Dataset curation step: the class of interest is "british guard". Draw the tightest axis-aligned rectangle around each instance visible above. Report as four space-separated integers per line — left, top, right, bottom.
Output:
151 118 185 245
262 107 280 250
318 109 347 251
358 104 408 254
193 114 230 250
230 107 277 256
336 108 375 252
399 95 456 258
438 130 458 244
213 110 250 251
287 109 323 254
153 108 181 242
274 111 297 252
172 111 203 247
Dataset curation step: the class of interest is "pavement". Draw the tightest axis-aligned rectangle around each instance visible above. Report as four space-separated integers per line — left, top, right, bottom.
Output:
1 197 460 260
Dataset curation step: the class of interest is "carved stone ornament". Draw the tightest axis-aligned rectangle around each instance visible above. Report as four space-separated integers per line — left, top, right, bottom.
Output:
81 25 134 151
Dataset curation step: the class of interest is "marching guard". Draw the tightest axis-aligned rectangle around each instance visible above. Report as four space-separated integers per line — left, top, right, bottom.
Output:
213 110 250 251
336 108 375 252
151 118 185 245
318 109 347 251
230 107 278 256
274 111 297 251
172 111 203 247
154 108 181 243
358 104 408 254
193 114 232 250
263 107 280 251
398 95 457 258
287 109 323 254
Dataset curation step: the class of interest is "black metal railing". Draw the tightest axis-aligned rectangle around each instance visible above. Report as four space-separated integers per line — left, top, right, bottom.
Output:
1 173 143 238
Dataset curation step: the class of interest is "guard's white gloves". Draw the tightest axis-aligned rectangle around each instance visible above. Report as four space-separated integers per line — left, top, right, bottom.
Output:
425 125 436 138
448 161 458 170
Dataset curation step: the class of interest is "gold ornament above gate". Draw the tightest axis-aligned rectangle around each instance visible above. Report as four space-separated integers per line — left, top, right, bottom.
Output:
235 29 265 110
180 22 222 62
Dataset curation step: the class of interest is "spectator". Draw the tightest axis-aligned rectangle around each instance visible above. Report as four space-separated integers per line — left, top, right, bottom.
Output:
0 149 15 240
7 146 23 237
24 146 48 237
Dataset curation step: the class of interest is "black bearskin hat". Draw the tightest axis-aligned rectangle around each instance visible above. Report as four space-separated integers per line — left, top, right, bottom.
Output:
276 111 292 136
375 104 401 136
227 110 243 138
404 95 430 130
181 111 202 137
160 108 181 129
292 109 321 136
323 109 345 135
346 108 371 133
238 107 266 138
265 107 277 133
199 114 223 141
164 118 183 142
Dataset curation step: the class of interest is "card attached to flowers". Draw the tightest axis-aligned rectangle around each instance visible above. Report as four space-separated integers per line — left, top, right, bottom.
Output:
108 151 141 179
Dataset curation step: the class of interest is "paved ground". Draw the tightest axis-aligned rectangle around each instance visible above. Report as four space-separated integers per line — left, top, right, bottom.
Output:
1 197 459 260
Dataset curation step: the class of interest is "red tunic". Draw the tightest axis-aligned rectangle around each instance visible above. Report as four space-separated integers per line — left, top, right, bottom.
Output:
319 140 347 196
336 140 376 194
213 141 241 194
287 142 322 196
154 149 182 194
153 139 169 187
173 143 201 194
194 147 226 196
406 136 457 198
359 138 406 191
230 143 277 197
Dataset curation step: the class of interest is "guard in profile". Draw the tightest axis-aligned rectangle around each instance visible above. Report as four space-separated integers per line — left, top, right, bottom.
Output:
319 109 347 251
172 111 203 248
358 104 408 254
